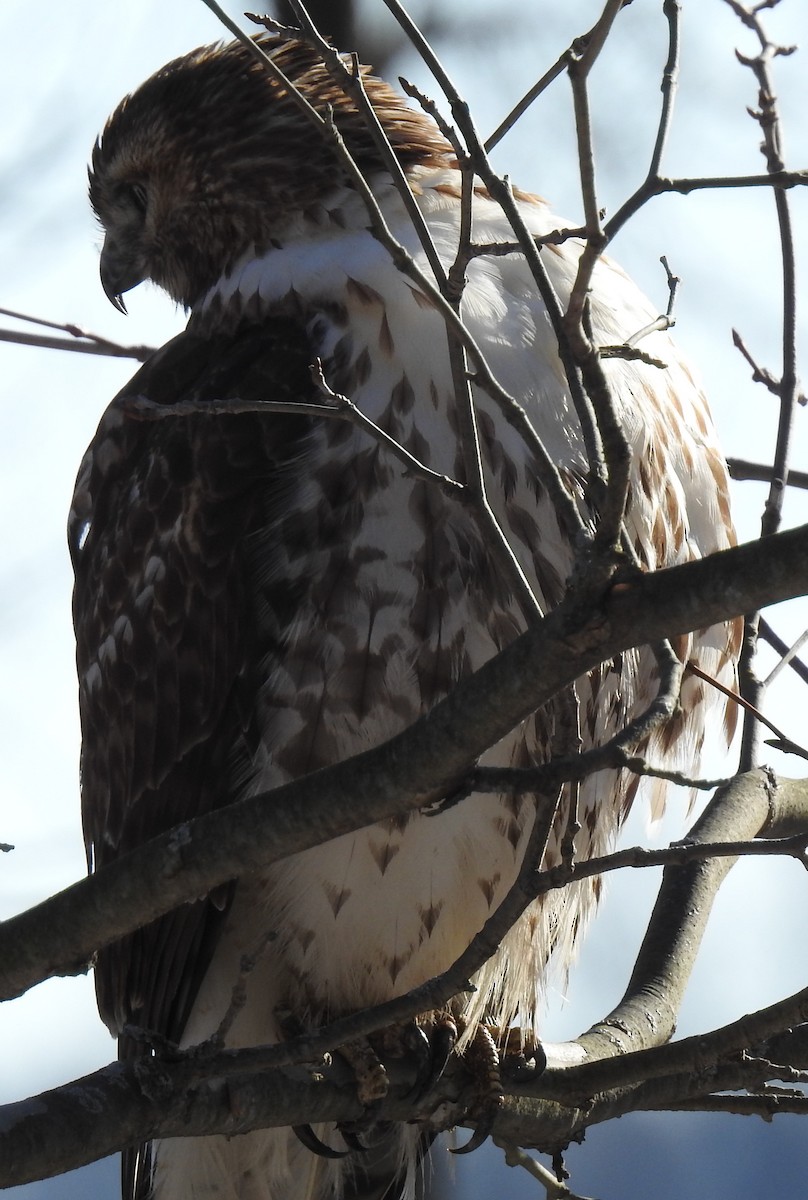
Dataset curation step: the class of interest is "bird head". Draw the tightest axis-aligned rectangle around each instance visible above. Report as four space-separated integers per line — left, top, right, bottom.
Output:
89 33 452 312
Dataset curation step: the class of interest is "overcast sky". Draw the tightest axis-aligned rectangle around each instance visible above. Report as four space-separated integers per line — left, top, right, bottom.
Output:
1 1 807 1197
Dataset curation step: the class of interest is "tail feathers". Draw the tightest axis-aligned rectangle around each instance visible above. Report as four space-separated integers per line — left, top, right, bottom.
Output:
142 1123 431 1200
343 1125 433 1200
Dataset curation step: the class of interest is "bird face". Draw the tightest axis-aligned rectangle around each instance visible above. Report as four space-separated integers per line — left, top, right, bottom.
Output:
89 35 452 314
90 131 231 312
89 111 239 311
91 172 155 313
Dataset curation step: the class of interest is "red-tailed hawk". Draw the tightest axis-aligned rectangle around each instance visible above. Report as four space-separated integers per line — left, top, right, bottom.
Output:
77 32 739 1200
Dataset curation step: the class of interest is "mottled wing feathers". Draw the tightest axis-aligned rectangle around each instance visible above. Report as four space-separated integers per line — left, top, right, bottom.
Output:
72 318 317 1043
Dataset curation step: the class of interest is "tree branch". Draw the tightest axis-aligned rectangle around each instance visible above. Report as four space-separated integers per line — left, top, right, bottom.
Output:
3 524 808 1003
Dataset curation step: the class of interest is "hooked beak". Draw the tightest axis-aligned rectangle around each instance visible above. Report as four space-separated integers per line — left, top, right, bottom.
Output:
99 236 146 314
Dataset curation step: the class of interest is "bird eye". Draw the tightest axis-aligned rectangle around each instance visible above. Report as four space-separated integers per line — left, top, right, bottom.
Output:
128 182 149 214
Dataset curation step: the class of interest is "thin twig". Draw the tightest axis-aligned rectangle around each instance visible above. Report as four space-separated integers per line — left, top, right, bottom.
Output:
382 0 603 538
207 931 277 1051
666 1094 808 1117
0 305 154 360
398 75 465 161
758 617 808 687
560 17 689 741
688 660 808 760
496 1141 597 1200
119 372 465 497
562 1 636 560
472 756 732 797
395 87 591 558
727 458 808 490
468 228 588 257
475 639 685 802
483 22 599 154
557 687 582 867
0 328 153 360
762 627 808 688
308 361 465 494
723 1 801 770
620 255 681 348
605 169 808 243
598 343 668 368
649 0 682 177
733 327 783 397
403 66 544 619
252 7 449 291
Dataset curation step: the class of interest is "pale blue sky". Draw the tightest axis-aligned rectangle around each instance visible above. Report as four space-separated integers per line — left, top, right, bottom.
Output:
1 1 807 1196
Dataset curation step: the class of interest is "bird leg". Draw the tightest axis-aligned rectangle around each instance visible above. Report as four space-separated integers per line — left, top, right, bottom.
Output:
336 1036 391 1107
450 1023 504 1154
292 1013 544 1160
415 1017 546 1154
497 1025 547 1081
290 1031 391 1158
330 1035 392 1150
370 1011 503 1152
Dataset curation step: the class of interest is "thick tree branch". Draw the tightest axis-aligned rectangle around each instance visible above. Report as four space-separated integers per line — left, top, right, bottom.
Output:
9 918 808 1190
554 770 806 1071
3 524 808 1003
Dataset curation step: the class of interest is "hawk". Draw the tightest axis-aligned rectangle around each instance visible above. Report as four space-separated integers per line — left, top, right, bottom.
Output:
76 32 739 1200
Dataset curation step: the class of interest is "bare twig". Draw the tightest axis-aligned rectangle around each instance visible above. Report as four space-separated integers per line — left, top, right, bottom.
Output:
666 1094 808 1117
308 362 465 494
0 326 153 361
727 457 808 490
472 756 732 797
208 931 277 1050
758 617 808 687
687 660 808 760
0 306 153 361
724 1 802 770
612 253 681 348
495 1141 597 1200
483 18 601 154
118 374 465 497
381 0 606 523
399 64 546 618
733 328 789 399
762 627 808 688
471 639 691 798
562 1 637 561
221 4 589 558
605 169 808 243
251 6 449 291
467 228 588 257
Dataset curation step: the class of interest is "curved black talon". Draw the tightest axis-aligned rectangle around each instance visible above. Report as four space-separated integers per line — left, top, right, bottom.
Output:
292 1124 350 1159
402 1024 438 1099
449 1109 497 1156
502 1041 547 1082
406 1019 457 1101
